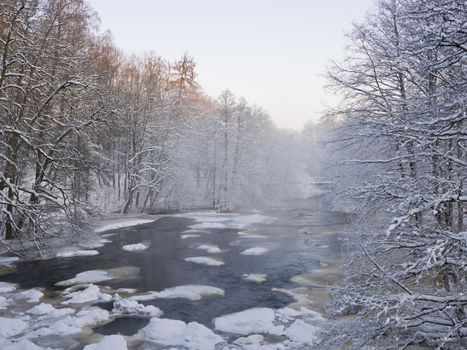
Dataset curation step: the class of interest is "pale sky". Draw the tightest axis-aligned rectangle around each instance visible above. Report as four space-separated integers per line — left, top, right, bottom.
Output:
87 0 374 130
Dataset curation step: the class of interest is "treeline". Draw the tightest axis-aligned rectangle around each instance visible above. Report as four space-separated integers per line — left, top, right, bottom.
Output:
0 0 304 242
321 0 466 348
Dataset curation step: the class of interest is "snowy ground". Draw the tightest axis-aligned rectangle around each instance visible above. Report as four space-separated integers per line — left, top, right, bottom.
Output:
0 209 340 349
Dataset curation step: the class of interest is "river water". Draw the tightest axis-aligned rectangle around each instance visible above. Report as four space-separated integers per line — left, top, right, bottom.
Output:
0 199 349 348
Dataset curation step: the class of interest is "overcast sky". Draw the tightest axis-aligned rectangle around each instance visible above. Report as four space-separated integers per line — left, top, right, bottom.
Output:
87 0 374 130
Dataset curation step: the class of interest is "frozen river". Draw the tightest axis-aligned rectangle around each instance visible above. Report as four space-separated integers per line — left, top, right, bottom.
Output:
0 199 349 349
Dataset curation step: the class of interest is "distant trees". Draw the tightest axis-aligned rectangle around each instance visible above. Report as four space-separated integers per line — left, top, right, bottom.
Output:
323 0 467 348
0 0 304 244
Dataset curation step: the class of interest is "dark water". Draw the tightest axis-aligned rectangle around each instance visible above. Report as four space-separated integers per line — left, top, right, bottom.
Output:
1 199 349 336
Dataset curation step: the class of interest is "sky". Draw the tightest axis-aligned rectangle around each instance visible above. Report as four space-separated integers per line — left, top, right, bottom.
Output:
87 0 374 130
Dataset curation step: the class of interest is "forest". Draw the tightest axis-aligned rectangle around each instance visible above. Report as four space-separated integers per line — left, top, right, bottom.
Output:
0 0 466 349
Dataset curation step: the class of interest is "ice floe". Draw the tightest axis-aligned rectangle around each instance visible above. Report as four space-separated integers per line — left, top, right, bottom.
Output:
83 335 127 350
0 256 19 267
83 335 128 350
285 319 320 345
56 250 99 258
240 247 269 256
196 244 222 253
184 256 224 266
95 218 156 233
17 289 43 303
130 285 224 301
181 234 201 239
62 284 112 305
111 294 162 317
0 317 27 338
214 307 283 335
243 273 267 283
0 282 16 293
56 270 112 286
27 303 74 317
0 295 10 309
1 339 43 350
143 318 223 350
188 222 227 229
121 243 148 251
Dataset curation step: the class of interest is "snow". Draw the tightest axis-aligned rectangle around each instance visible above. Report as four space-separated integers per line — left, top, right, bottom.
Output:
181 234 201 239
240 247 269 256
243 273 267 283
0 256 19 267
285 319 320 345
57 270 113 286
26 303 74 319
214 308 283 335
83 335 127 350
2 339 43 350
181 212 276 231
0 282 16 293
188 222 227 229
197 244 222 253
121 243 148 251
95 219 156 233
0 295 10 309
130 285 224 301
143 318 224 350
234 334 264 346
0 317 27 337
111 294 162 317
184 256 224 266
238 232 267 238
18 289 43 303
56 250 99 258
62 284 112 305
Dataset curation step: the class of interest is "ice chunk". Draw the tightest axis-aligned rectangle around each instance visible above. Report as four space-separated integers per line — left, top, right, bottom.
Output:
233 334 264 346
83 335 127 350
184 256 224 266
285 319 319 344
62 284 112 305
95 219 155 233
143 318 223 350
27 303 74 318
197 244 222 254
122 243 148 251
111 294 162 317
189 222 227 229
0 317 27 337
181 234 201 239
214 308 283 335
240 247 269 256
0 282 16 293
243 274 267 283
56 250 99 258
0 296 10 309
2 339 43 350
18 289 43 303
56 270 112 286
0 256 19 267
130 285 224 301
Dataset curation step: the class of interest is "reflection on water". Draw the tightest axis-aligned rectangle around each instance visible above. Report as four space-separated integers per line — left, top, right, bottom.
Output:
2 199 349 336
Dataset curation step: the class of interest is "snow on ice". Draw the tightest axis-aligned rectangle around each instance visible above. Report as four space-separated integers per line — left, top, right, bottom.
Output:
83 335 127 350
111 294 162 317
121 243 149 251
143 318 224 350
196 244 222 253
94 218 156 233
240 247 269 256
130 285 224 301
61 284 112 305
56 270 113 286
56 250 99 258
243 273 267 283
184 256 224 266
